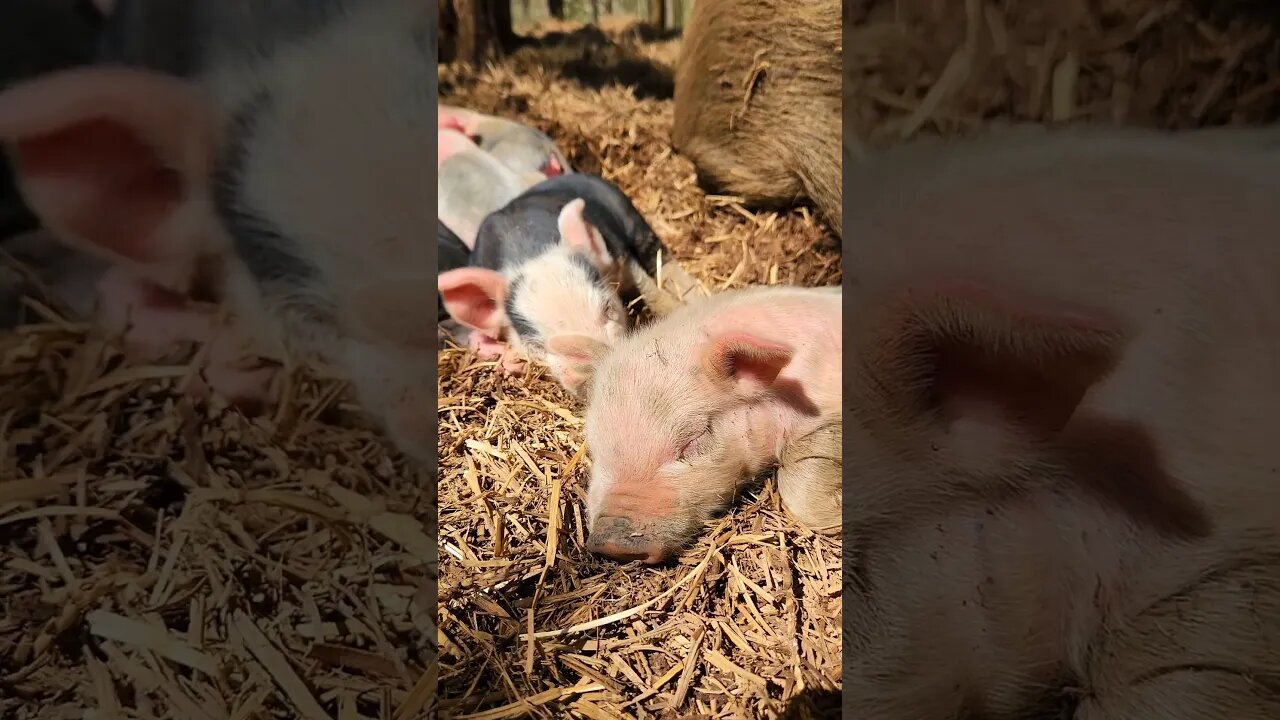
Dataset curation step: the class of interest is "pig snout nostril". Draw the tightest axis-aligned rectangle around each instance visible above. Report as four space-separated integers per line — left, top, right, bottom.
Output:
586 516 669 564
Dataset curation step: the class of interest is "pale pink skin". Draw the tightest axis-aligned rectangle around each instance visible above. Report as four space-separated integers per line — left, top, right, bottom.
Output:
94 266 277 409
0 68 275 411
437 128 543 252
837 126 1280 718
577 284 841 563
438 103 569 178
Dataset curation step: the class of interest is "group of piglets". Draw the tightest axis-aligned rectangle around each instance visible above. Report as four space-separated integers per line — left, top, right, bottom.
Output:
437 105 702 394
436 100 843 566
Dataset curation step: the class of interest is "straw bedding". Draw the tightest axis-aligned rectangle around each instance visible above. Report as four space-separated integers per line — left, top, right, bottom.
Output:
2 3 1278 720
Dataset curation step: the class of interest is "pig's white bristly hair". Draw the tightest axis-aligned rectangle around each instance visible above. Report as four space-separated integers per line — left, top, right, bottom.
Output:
504 246 626 364
214 0 435 357
581 285 842 535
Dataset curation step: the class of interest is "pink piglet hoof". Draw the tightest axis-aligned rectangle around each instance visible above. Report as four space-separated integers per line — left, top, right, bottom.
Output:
499 351 527 376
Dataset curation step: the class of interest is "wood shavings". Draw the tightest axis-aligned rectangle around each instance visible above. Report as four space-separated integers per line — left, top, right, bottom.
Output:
438 16 841 719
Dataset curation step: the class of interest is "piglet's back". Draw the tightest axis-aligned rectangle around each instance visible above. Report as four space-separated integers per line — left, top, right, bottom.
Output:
518 174 666 275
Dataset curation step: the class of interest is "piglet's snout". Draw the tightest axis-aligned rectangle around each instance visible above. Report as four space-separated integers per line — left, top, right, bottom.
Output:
586 516 669 564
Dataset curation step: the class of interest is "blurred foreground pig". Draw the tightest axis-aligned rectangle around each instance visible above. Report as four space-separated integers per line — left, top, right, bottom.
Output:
438 128 543 250
841 126 1280 718
673 0 841 238
0 0 439 460
561 284 841 563
0 0 106 328
439 173 704 394
439 103 571 179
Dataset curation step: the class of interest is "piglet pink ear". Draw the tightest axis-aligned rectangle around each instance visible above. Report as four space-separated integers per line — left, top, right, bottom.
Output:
854 280 1210 539
438 267 508 337
0 67 219 292
438 128 478 167
557 198 613 271
698 332 794 396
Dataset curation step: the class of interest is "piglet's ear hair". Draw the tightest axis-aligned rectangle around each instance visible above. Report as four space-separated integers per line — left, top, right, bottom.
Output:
857 281 1123 440
0 67 219 292
438 267 508 338
854 280 1210 539
698 332 794 397
547 333 610 397
558 198 614 272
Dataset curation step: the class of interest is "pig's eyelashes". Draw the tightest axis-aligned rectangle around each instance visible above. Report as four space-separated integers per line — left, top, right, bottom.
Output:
677 422 714 462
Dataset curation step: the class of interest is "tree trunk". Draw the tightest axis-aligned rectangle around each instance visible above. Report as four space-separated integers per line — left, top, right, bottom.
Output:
604 0 613 13
649 0 665 30
671 0 682 28
591 0 600 23
548 0 565 19
443 0 514 65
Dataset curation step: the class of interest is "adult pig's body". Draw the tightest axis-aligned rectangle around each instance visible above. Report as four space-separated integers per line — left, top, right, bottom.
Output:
841 126 1280 718
578 284 841 563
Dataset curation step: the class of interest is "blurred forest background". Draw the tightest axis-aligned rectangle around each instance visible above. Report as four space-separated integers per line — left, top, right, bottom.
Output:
440 0 692 63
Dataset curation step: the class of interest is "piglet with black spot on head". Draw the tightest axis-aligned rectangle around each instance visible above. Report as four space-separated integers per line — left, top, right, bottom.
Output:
439 172 681 396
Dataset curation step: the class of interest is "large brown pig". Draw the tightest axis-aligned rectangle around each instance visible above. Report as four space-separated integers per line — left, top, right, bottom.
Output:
842 125 1280 718
671 0 842 238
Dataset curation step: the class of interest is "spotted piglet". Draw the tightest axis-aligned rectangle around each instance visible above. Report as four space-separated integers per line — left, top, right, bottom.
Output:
439 173 701 395
556 283 842 563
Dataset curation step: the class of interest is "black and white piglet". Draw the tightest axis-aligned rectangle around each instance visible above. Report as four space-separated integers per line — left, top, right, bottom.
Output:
438 172 699 395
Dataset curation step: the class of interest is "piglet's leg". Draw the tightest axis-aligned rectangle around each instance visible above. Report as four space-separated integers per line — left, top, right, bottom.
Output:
194 324 280 412
95 265 211 361
777 419 842 532
498 349 526 376
460 329 526 375
95 267 277 410
1074 551 1280 719
467 330 506 359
